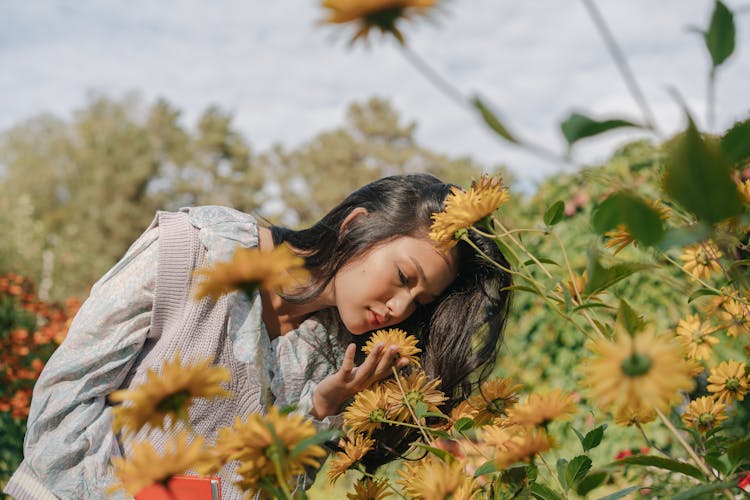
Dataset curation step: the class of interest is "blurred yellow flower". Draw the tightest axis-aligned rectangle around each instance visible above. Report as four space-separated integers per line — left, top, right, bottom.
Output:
344 384 390 436
674 314 719 360
397 455 477 500
604 199 669 255
321 0 438 45
719 299 750 338
110 431 208 496
707 360 749 403
449 400 478 424
468 377 523 425
679 242 722 280
701 287 736 316
362 328 422 367
110 353 231 437
506 388 577 427
481 425 554 469
347 477 392 500
429 174 510 252
211 406 326 497
554 271 604 305
613 406 657 426
682 396 728 433
580 329 695 419
328 433 375 483
384 370 446 422
194 243 309 301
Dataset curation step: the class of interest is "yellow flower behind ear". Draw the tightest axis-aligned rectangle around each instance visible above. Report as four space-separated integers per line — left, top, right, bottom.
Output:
362 328 422 367
110 352 231 437
321 0 438 45
580 329 695 420
110 431 209 496
194 243 309 301
429 174 510 252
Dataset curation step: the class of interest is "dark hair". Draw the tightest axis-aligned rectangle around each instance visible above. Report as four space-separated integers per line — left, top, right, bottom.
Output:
271 174 513 468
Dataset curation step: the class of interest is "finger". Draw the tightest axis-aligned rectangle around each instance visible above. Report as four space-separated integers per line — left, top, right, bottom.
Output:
373 345 400 379
339 343 356 376
354 342 385 382
395 356 409 369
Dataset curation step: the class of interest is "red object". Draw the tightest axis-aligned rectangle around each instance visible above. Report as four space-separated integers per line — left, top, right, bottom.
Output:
136 476 222 500
739 471 750 492
639 446 650 454
615 449 633 460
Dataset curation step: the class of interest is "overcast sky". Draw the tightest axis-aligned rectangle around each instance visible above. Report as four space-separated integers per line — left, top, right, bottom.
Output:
1 1 748 190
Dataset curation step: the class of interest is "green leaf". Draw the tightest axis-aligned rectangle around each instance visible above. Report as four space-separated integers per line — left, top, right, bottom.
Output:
617 299 646 335
523 258 560 267
565 455 593 487
612 455 707 481
544 200 565 226
413 401 429 419
560 112 639 147
572 427 586 451
472 96 517 143
413 443 453 463
494 237 519 268
473 460 498 477
585 249 655 296
556 458 569 491
530 482 565 500
705 0 735 68
453 417 474 432
727 435 750 469
575 470 608 496
704 452 731 475
688 288 720 303
599 486 641 500
592 191 664 246
672 480 737 500
582 424 607 452
663 114 743 224
502 285 540 295
290 429 339 458
721 118 750 165
656 224 713 251
571 302 615 313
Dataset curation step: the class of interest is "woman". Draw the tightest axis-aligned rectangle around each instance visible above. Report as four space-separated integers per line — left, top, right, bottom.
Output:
4 173 512 499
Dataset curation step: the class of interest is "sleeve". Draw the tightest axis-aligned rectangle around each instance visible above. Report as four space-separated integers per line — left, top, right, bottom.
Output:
3 226 159 500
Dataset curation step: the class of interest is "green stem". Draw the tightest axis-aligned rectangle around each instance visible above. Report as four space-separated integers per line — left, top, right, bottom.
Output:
391 366 432 443
634 420 672 459
490 220 554 279
538 454 569 499
654 408 715 480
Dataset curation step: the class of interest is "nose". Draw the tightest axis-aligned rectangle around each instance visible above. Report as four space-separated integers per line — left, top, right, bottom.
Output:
386 291 415 322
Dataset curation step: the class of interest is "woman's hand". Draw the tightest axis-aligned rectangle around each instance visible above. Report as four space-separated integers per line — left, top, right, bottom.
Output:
311 342 409 419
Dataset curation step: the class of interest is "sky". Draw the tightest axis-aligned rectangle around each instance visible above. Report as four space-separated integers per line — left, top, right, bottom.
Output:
1 1 749 191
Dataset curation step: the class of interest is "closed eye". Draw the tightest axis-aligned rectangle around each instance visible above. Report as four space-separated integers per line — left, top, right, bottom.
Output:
397 268 409 286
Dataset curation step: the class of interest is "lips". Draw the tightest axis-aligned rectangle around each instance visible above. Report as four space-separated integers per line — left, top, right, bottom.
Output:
368 309 383 327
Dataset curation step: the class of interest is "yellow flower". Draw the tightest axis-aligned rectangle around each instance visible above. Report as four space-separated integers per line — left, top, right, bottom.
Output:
719 299 750 338
613 406 657 426
110 353 231 437
480 425 554 469
362 328 422 367
604 200 669 255
682 396 728 433
210 406 326 497
429 174 510 252
328 433 375 483
110 431 208 496
674 314 719 360
321 0 438 45
707 360 750 403
193 243 309 301
344 384 390 436
554 271 603 305
384 370 447 422
449 400 478 423
580 329 695 419
468 377 523 425
347 477 392 500
679 242 722 280
397 455 477 500
505 388 577 427
701 287 736 316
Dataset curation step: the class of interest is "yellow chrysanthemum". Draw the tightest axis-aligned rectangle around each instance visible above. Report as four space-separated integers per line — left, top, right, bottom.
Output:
397 456 477 500
580 329 695 419
193 243 309 301
613 406 657 426
480 425 554 469
109 353 231 437
674 314 719 360
701 287 736 316
505 388 578 427
362 328 422 367
209 406 326 497
328 433 375 483
679 241 723 280
321 0 438 45
110 431 208 496
707 360 750 403
344 384 390 436
429 174 510 252
449 400 478 424
554 271 604 306
719 300 750 338
682 396 728 433
347 477 392 500
384 370 447 422
468 377 523 425
604 200 669 255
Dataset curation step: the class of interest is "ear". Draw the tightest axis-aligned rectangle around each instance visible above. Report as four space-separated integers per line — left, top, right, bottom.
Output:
340 207 369 234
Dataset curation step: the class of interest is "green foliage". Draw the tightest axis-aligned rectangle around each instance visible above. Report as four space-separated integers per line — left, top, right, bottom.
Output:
560 112 639 148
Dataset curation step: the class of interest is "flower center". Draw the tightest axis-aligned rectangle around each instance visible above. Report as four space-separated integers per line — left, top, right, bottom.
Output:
696 249 710 266
490 397 508 414
697 413 715 428
406 390 424 408
726 377 740 392
370 408 385 423
621 353 652 377
156 389 191 414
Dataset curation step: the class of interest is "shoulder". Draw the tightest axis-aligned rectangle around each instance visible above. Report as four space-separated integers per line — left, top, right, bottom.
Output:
180 206 261 264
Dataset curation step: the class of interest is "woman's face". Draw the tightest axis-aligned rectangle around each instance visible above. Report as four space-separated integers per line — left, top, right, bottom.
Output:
330 236 459 335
